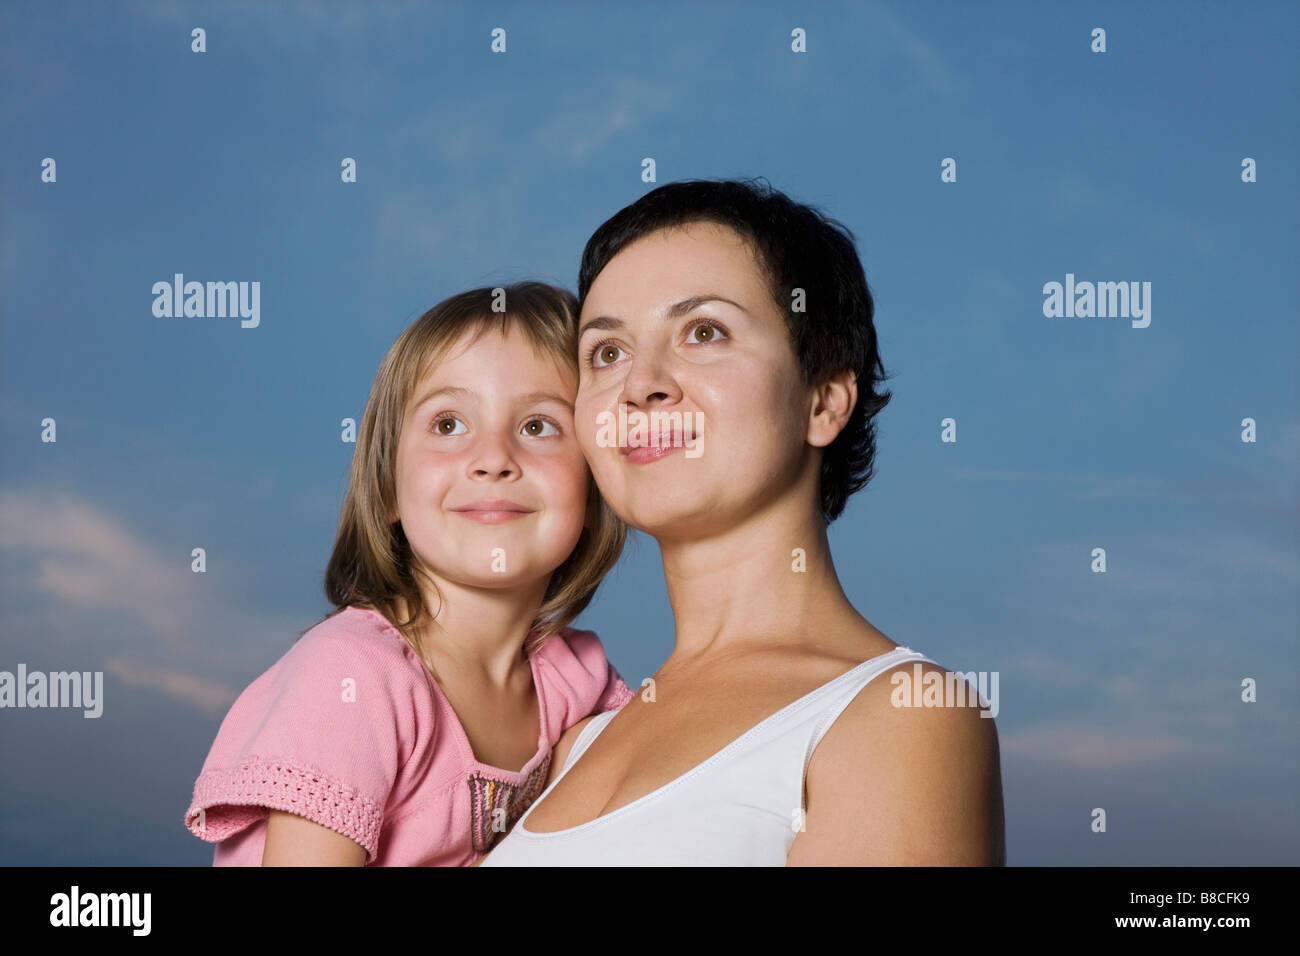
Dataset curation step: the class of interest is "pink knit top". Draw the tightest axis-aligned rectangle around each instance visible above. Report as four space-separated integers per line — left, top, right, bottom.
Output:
184 605 634 866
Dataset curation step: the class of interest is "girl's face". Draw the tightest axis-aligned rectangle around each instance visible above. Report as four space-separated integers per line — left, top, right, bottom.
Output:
393 324 589 592
574 221 810 536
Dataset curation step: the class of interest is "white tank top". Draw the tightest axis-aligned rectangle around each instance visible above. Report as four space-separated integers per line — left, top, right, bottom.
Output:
480 645 936 866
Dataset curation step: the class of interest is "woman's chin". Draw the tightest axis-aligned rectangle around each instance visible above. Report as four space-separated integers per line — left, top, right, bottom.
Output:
618 501 725 540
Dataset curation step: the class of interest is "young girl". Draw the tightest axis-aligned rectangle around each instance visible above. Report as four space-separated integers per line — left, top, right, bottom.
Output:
184 281 633 866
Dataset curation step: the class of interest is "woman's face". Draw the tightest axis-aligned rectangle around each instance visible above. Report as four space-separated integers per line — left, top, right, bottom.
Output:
393 324 590 591
575 221 811 537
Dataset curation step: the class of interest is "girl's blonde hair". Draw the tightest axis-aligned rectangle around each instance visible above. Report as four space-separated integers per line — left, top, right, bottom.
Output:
320 281 626 657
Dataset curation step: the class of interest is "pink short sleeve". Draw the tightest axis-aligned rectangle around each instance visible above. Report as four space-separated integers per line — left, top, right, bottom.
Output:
534 626 635 732
595 653 636 712
184 614 425 863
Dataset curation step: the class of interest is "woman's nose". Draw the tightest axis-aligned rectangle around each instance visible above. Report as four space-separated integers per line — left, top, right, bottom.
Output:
620 343 680 408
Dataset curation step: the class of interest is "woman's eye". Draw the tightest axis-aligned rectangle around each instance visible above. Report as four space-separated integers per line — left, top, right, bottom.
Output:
522 418 559 438
687 320 726 344
432 415 467 436
586 322 723 369
588 341 626 369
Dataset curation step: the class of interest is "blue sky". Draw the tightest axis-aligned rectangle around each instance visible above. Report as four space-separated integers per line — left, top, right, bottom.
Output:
1 0 1296 865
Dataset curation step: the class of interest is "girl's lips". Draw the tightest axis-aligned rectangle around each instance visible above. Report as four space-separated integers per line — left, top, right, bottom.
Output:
450 499 535 524
453 509 534 524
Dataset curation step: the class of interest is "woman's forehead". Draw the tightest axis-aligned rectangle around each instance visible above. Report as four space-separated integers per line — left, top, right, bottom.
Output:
583 224 766 313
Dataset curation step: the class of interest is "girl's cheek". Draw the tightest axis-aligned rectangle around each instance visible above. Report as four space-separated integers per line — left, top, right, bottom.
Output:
534 453 590 500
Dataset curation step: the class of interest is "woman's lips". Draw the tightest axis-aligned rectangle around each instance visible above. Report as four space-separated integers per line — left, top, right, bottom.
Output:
619 427 695 465
622 444 686 465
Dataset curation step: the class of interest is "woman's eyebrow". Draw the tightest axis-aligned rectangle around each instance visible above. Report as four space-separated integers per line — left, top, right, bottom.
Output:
578 294 748 339
576 314 624 339
667 294 748 318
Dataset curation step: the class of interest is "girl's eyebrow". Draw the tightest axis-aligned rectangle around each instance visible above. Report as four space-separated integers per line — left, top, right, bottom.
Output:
577 294 749 340
410 385 573 412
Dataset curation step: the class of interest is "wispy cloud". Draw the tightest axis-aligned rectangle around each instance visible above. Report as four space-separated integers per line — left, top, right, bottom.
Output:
105 658 239 717
534 77 676 162
1008 653 1083 685
0 487 314 712
1047 169 1227 261
952 466 1189 502
0 490 200 652
1052 530 1300 599
138 0 425 34
873 3 961 99
954 462 1298 529
1002 723 1209 769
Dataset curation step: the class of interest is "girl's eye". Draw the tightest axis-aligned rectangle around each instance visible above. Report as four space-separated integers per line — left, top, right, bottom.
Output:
586 341 626 370
521 418 560 438
431 415 467 436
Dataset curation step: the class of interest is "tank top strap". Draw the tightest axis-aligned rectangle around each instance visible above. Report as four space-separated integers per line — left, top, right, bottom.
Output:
559 647 936 786
802 646 937 775
558 708 618 776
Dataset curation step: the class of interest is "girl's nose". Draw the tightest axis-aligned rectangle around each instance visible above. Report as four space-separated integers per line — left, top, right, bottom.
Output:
467 431 520 479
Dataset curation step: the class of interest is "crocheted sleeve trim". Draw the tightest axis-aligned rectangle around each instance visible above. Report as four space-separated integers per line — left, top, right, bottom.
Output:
186 755 384 862
606 676 636 710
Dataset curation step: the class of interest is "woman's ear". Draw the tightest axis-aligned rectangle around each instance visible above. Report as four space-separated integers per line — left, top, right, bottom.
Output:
806 369 858 448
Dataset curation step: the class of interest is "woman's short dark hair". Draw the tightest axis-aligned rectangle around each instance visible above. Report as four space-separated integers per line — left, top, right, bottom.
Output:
577 178 892 525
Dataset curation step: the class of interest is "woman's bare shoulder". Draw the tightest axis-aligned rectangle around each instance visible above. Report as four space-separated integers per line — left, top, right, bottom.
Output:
819 649 998 766
790 652 1004 865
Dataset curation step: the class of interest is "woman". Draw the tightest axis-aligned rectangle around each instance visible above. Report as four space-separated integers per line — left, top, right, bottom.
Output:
481 179 1005 865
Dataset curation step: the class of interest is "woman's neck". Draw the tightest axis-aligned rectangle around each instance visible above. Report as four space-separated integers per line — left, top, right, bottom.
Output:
656 503 861 662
